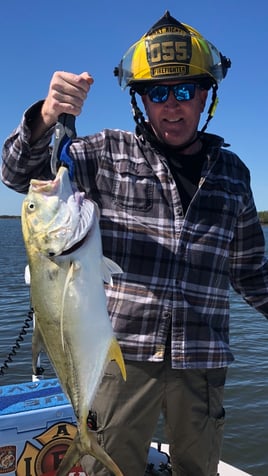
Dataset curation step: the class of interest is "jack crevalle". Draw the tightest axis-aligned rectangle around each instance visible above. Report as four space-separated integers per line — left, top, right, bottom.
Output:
21 166 126 476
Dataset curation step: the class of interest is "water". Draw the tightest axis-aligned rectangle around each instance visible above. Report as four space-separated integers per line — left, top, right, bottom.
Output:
0 218 268 475
0 219 55 381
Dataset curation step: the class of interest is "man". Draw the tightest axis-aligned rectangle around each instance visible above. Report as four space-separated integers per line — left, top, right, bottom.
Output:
2 11 268 476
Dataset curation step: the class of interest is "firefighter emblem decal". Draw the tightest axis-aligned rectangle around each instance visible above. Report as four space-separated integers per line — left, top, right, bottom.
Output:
16 421 84 476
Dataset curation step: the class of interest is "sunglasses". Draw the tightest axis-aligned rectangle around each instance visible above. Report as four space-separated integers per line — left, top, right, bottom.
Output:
144 83 198 103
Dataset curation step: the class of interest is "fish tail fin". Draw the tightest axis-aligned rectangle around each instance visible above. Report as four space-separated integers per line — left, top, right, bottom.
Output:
55 432 80 476
56 428 124 476
108 337 127 381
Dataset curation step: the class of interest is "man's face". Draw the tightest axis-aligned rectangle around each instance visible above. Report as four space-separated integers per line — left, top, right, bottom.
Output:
142 81 208 151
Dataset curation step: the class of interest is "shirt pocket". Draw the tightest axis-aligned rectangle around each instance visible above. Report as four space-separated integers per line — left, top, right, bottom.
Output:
112 160 155 212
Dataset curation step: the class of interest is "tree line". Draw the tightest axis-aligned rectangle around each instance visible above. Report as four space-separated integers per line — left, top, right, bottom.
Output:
258 211 268 224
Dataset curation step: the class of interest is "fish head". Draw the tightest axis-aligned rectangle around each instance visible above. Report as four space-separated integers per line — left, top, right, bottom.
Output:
22 167 95 257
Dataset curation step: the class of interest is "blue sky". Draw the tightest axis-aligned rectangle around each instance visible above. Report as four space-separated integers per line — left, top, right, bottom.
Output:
1 0 267 214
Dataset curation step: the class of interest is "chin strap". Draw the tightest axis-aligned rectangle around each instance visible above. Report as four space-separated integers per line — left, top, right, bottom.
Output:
200 83 219 133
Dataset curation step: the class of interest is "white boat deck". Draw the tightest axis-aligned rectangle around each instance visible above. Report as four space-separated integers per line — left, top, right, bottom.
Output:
218 460 251 476
151 443 252 476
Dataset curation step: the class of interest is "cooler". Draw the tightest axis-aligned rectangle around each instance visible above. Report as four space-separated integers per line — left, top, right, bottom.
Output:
0 379 173 476
0 378 79 476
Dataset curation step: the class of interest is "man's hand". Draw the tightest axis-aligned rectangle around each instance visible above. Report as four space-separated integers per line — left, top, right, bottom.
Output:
29 71 94 144
41 71 94 128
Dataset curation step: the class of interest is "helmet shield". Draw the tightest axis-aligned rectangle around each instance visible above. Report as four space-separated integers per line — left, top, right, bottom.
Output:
115 12 229 89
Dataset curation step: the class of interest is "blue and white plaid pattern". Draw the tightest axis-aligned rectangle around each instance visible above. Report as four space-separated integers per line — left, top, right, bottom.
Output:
2 104 268 369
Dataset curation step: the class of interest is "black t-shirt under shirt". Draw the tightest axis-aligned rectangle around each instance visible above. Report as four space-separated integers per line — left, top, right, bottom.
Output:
161 146 206 354
165 145 206 214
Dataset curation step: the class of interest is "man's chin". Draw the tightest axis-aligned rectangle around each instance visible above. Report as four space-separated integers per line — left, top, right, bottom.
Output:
162 135 186 148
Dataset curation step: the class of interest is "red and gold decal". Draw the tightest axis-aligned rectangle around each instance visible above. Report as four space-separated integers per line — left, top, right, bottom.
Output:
16 422 85 476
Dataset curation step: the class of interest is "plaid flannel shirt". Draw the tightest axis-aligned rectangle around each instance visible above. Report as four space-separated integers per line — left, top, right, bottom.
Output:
2 104 268 368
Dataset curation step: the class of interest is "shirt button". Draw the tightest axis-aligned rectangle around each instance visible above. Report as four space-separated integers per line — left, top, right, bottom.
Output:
163 311 171 319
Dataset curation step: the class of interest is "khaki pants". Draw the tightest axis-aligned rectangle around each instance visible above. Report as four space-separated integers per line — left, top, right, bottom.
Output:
82 359 226 476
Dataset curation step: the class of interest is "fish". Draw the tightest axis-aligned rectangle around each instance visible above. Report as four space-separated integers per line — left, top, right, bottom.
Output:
21 166 126 476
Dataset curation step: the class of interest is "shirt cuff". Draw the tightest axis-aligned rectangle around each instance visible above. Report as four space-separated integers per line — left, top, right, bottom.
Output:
21 100 55 145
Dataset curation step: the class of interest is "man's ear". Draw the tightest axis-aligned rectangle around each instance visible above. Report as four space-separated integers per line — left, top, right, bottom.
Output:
141 95 148 115
200 89 208 113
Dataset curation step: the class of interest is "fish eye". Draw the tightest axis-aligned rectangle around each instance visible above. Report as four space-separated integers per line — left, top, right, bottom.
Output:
27 202 35 211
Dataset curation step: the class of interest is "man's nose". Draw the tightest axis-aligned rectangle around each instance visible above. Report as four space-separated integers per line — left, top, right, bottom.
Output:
165 90 180 106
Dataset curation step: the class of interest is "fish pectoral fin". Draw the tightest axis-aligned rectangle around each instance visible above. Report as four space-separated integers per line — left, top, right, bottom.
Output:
101 256 123 285
60 261 76 349
108 337 126 381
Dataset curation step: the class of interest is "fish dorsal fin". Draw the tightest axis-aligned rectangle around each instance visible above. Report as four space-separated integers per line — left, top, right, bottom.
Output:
101 256 123 285
108 337 126 381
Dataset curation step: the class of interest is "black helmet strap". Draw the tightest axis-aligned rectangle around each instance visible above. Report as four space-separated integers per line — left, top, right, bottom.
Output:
200 83 218 133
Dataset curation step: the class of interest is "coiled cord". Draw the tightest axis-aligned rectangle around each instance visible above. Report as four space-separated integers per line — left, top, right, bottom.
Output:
0 307 34 376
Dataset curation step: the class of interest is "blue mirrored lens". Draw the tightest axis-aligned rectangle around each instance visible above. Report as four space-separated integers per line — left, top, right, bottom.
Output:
146 83 196 103
173 84 195 101
147 85 169 103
